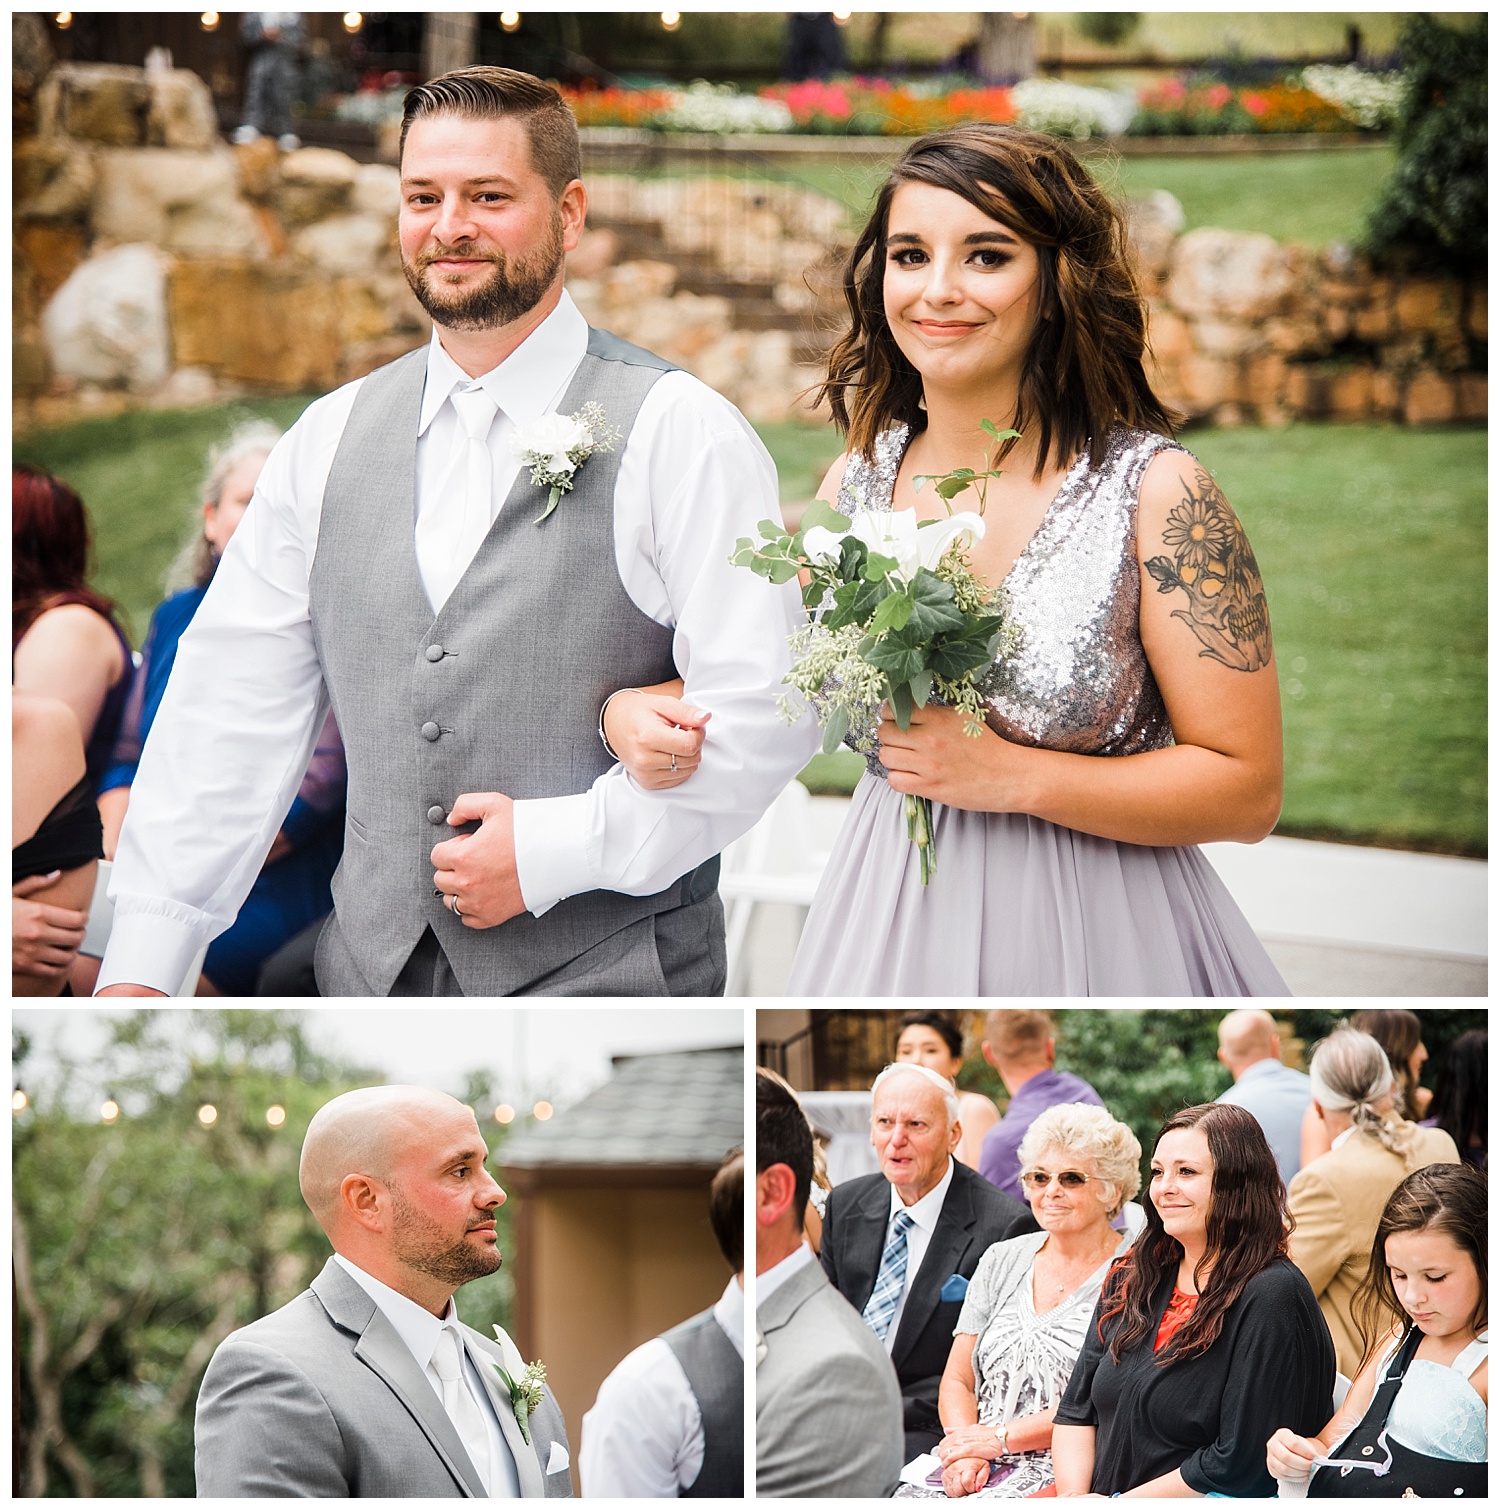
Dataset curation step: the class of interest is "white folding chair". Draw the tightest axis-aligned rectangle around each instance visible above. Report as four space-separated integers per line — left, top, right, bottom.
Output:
79 859 209 996
719 780 831 994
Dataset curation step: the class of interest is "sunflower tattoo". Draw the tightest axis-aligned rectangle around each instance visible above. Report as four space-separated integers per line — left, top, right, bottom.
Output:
1145 468 1272 673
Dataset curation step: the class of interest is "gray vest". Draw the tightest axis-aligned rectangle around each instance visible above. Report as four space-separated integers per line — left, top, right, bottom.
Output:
661 1307 743 1498
308 328 715 995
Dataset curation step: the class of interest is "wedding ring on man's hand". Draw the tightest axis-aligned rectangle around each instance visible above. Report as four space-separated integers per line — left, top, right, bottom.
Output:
446 893 463 918
670 752 677 772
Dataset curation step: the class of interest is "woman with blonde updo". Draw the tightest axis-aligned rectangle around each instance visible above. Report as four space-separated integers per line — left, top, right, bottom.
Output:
1287 1026 1459 1377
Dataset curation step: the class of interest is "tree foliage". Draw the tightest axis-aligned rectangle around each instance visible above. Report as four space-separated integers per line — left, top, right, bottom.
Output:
1364 13 1487 272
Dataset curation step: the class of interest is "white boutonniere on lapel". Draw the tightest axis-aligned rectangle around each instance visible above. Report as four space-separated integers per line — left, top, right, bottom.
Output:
490 1325 547 1446
511 402 622 525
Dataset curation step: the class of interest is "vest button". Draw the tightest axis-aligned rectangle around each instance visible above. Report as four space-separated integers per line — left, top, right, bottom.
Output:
427 805 446 825
1361 1447 1373 1456
421 721 441 741
426 644 444 662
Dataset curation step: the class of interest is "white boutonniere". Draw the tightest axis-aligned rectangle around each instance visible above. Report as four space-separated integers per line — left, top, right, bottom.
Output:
511 402 623 525
490 1325 547 1445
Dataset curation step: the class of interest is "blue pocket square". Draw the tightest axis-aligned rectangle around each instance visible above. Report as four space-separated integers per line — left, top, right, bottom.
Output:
941 1273 969 1303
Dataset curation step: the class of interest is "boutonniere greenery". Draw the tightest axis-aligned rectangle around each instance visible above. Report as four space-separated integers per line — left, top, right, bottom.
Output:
511 402 622 525
490 1327 547 1445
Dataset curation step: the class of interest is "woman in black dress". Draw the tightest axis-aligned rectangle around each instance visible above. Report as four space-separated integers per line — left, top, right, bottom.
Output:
1052 1102 1333 1497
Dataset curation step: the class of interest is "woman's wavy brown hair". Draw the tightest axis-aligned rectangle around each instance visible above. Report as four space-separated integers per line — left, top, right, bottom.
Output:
819 123 1175 476
1097 1102 1288 1366
1352 1162 1487 1370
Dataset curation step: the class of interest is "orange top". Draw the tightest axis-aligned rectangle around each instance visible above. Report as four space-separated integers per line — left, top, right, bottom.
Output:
1154 1287 1198 1352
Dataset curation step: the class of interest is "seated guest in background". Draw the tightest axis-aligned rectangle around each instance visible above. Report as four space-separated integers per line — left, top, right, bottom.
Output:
1301 1010 1432 1168
1421 1027 1486 1170
1287 1026 1459 1378
1214 1008 1309 1185
1052 1102 1333 1497
898 1104 1142 1500
755 1068 902 1498
580 1148 743 1498
95 421 347 997
822 1062 1035 1462
1268 1162 1486 1498
13 691 102 995
978 1011 1103 1204
896 1011 1000 1169
12 464 135 792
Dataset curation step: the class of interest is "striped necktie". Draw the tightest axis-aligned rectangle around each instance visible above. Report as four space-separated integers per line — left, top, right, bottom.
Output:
862 1209 915 1342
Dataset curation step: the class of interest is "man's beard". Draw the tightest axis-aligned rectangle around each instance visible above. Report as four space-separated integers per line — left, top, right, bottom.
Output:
390 1190 503 1287
402 217 564 332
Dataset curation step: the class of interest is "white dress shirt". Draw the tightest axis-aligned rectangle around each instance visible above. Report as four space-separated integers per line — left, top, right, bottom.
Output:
331 1254 520 1497
756 1239 817 1310
879 1157 956 1352
578 1275 744 1498
98 290 818 993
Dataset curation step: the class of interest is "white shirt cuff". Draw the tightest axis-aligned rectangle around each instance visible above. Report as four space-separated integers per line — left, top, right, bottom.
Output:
512 793 595 915
95 906 211 995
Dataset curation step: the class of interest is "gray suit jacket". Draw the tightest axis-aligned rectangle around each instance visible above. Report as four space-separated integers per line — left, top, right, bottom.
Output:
755 1255 903 1498
195 1258 572 1498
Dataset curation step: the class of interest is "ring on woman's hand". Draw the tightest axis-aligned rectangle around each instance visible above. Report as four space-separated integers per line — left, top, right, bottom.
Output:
670 752 677 772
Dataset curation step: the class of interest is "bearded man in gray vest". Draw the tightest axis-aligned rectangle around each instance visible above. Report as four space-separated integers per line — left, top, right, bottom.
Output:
97 67 816 997
578 1148 744 1496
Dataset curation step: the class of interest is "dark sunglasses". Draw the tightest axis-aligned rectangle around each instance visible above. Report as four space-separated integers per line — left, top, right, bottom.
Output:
1020 1169 1092 1190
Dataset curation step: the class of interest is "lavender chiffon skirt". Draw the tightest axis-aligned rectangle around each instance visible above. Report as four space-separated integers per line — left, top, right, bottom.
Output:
787 773 1290 997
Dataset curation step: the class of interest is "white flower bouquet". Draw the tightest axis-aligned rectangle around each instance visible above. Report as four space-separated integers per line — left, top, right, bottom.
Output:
733 423 1019 884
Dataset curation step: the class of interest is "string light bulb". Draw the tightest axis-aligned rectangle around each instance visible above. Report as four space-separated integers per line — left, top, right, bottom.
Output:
494 1103 516 1124
198 1103 218 1127
101 1100 120 1124
342 12 362 33
500 11 520 32
532 1100 554 1121
200 11 219 29
55 12 72 27
833 9 853 23
265 1105 286 1128
660 11 681 32
12 1089 28 1114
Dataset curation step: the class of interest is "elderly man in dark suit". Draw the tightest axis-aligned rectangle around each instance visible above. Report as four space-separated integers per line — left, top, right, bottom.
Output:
821 1061 1036 1462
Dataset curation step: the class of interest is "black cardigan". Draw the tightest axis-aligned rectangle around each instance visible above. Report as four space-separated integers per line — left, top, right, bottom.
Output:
1055 1258 1335 1496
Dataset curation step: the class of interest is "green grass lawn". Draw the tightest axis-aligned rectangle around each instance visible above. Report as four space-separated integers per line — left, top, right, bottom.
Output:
772 145 1394 248
14 409 1484 855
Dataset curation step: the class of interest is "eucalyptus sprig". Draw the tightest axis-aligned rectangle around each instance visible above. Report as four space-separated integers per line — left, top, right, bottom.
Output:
912 418 1022 512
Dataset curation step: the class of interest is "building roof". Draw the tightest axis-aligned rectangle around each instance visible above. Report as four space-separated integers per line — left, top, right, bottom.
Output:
501 1045 742 1169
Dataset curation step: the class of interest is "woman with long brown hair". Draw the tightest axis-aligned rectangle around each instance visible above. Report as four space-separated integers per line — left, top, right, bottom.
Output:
1051 1102 1332 1496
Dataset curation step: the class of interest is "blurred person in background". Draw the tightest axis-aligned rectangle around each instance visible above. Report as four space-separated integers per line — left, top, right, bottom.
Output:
978 1011 1103 1204
12 464 135 795
1287 1026 1459 1378
821 1062 1034 1462
234 12 305 150
93 421 346 998
13 691 102 995
756 1067 903 1497
1214 1008 1309 1186
898 1103 1142 1499
580 1148 743 1497
1420 1027 1485 1171
895 1011 1000 1169
1301 1010 1431 1168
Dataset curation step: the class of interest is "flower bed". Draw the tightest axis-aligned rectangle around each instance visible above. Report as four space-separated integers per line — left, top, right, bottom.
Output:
547 67 1400 140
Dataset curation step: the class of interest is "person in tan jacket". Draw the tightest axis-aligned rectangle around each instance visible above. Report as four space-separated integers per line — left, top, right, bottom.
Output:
1287 1027 1459 1378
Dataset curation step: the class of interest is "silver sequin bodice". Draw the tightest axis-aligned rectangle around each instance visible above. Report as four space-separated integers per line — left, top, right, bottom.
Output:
836 424 1179 772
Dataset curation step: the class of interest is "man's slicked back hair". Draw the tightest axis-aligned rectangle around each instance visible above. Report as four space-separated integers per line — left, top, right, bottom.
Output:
400 66 581 195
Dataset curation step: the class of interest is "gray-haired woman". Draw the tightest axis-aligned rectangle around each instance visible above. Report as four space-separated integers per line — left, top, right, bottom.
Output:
1287 1026 1460 1379
896 1102 1143 1499
96 420 347 995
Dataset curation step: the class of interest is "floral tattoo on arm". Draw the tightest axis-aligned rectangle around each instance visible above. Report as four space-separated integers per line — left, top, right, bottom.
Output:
1144 467 1272 672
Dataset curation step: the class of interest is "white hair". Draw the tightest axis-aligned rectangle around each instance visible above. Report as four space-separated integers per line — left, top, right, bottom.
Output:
870 1061 959 1125
1017 1102 1141 1217
1310 1026 1417 1167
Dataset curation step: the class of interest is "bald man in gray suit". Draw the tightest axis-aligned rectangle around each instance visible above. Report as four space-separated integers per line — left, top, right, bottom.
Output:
194 1086 572 1497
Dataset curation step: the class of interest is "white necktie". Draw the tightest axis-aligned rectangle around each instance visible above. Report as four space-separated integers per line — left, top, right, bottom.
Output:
431 1326 492 1495
421 384 498 612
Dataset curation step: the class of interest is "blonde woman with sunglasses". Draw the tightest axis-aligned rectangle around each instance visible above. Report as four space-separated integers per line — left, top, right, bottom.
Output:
896 1103 1141 1499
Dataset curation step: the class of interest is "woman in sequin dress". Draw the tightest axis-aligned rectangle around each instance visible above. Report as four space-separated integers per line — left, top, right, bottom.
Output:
895 1104 1142 1499
604 123 1290 995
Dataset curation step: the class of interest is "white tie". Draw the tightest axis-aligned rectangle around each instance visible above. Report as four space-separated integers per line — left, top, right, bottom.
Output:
422 384 498 611
431 1326 492 1495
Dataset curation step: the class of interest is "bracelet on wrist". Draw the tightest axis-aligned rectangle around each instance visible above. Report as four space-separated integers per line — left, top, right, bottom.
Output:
598 687 645 762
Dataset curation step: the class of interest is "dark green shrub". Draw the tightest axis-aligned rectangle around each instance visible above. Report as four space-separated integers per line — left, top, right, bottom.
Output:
1364 14 1487 272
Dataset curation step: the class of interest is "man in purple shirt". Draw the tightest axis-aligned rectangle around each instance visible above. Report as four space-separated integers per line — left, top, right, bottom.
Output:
977 1010 1104 1202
